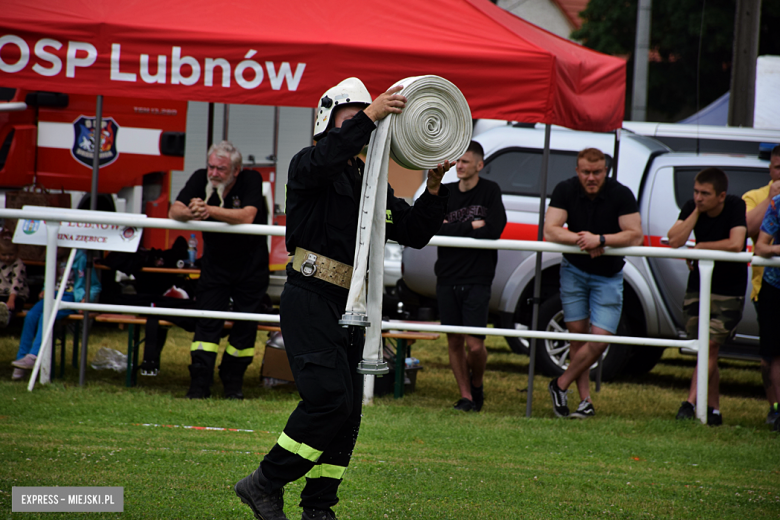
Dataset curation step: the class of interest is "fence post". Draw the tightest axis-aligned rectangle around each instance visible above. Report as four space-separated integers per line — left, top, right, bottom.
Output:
40 221 60 385
696 259 715 424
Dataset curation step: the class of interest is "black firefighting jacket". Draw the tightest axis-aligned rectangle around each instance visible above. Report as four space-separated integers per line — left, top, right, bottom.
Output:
285 110 449 304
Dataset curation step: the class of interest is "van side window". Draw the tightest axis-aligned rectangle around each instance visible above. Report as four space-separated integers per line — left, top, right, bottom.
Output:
481 149 579 197
673 167 769 209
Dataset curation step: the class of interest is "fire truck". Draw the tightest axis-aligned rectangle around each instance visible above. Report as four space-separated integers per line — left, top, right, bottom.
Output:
0 87 286 268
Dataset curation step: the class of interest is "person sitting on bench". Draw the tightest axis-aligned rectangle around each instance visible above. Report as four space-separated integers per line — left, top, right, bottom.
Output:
11 249 101 380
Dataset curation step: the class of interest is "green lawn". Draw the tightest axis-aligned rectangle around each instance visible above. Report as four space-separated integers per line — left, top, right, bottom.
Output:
1 322 778 519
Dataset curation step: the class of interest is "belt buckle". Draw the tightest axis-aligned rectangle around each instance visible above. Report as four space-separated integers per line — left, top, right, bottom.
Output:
301 253 317 277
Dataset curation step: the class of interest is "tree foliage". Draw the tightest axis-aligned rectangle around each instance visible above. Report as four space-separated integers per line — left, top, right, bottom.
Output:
572 0 780 121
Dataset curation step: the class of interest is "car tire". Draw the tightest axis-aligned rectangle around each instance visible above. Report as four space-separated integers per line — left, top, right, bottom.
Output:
502 310 530 355
623 346 665 376
533 293 631 382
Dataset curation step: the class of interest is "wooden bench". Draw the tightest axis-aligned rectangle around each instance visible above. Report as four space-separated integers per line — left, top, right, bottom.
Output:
381 331 439 398
67 314 282 387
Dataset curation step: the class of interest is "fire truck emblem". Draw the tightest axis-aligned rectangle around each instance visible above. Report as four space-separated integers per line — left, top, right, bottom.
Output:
71 116 120 168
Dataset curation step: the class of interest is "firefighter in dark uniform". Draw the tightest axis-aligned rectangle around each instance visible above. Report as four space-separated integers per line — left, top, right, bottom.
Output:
235 78 451 520
169 140 269 400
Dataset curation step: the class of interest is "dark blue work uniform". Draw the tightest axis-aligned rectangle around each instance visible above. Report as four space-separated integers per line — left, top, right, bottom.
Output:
175 168 269 393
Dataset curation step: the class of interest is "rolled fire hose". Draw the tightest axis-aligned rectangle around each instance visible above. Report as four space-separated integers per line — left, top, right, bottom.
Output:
339 75 472 386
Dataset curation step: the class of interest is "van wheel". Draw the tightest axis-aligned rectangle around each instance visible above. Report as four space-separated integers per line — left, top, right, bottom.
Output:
534 294 631 382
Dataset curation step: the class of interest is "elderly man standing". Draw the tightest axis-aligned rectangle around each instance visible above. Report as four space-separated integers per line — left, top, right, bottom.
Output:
170 141 269 400
544 148 643 419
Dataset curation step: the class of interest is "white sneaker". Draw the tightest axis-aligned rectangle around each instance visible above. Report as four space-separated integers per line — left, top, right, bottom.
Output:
11 354 36 370
570 399 596 419
12 368 30 381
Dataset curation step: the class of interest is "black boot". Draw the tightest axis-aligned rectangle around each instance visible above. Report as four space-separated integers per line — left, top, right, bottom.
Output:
185 364 213 399
219 363 247 400
140 319 168 376
235 467 288 520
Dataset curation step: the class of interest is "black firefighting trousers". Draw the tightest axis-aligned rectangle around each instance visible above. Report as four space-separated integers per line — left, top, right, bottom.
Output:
190 267 268 371
260 283 364 510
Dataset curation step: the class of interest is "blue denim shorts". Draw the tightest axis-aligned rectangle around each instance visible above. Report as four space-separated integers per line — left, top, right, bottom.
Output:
559 258 623 334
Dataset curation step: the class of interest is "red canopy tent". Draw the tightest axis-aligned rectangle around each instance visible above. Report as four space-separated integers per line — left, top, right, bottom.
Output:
1 0 627 400
1 0 625 132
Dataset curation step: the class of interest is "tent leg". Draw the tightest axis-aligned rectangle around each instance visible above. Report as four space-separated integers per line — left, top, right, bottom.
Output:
207 103 214 149
80 94 102 386
526 124 552 418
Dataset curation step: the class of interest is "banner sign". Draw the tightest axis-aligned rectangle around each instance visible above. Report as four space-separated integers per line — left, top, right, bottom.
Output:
0 0 628 132
12 208 143 253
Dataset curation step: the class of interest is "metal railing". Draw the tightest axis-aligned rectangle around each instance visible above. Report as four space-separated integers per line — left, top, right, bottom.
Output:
3 207 779 423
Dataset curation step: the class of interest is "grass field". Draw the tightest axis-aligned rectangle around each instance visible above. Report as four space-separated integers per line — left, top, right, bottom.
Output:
1 321 778 519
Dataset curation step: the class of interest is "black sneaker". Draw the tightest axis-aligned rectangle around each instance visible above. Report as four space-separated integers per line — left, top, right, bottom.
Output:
548 378 569 417
570 400 595 419
302 508 336 520
766 403 779 425
707 407 723 427
235 468 288 520
470 383 484 412
453 398 475 412
675 401 695 420
773 414 780 433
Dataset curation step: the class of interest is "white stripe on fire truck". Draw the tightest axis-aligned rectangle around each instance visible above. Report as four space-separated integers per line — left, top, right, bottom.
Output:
37 121 162 156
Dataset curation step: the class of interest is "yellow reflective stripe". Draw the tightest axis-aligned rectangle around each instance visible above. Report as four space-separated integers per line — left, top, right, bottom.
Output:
277 432 322 462
226 344 255 357
305 463 347 480
190 341 219 353
385 209 393 223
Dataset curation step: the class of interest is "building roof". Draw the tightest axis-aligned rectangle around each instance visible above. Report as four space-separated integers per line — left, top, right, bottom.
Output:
551 0 588 29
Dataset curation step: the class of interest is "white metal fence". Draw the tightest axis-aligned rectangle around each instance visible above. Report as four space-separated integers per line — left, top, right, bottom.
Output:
3 207 779 423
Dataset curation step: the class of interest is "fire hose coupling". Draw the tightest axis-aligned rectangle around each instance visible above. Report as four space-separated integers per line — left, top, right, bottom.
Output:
357 359 390 375
339 312 370 328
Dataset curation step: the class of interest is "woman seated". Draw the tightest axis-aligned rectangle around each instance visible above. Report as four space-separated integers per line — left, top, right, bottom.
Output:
11 249 101 381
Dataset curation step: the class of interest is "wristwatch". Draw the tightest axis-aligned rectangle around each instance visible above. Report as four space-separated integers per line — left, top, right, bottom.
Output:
599 235 606 247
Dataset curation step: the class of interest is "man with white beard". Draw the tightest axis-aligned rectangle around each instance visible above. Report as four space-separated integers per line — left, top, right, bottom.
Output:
170 141 269 399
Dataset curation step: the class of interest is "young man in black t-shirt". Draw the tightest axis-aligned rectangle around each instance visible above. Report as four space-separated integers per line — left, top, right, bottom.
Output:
169 141 269 400
544 148 643 418
668 167 747 426
435 141 507 412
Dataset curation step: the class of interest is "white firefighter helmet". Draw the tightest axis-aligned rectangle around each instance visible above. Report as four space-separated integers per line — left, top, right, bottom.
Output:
313 77 372 141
